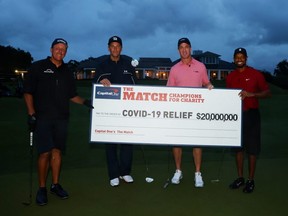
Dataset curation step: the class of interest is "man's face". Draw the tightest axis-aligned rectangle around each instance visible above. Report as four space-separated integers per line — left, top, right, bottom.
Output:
50 43 67 61
234 53 247 68
108 42 122 58
178 43 191 59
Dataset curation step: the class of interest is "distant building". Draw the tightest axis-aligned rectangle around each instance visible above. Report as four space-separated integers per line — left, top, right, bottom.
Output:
76 50 235 80
135 57 172 80
192 50 235 80
76 56 109 80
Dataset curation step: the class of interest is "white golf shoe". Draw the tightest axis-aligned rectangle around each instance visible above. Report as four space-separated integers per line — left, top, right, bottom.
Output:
110 177 120 187
171 169 183 184
195 172 204 187
120 175 134 183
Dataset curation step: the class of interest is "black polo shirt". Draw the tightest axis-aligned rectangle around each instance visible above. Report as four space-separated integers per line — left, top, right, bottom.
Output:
23 57 77 120
94 56 137 85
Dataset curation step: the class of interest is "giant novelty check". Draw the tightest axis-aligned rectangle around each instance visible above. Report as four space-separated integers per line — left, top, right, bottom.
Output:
89 84 242 147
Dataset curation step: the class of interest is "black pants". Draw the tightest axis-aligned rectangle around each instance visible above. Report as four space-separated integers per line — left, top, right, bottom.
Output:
105 144 133 179
232 109 261 155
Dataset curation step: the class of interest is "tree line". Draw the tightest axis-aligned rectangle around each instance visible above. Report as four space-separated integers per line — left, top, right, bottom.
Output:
0 45 33 74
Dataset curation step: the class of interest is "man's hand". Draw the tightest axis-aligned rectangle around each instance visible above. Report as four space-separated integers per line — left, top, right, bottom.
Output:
100 78 111 87
239 90 254 100
83 99 94 109
207 83 214 90
27 114 36 132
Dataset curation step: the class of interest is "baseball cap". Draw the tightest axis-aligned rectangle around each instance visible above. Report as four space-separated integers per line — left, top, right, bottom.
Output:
51 38 68 48
178 37 191 47
234 47 247 57
108 36 122 46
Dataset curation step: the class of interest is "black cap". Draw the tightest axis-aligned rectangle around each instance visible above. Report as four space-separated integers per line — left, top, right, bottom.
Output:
108 36 122 46
51 38 68 48
234 47 247 57
178 37 191 47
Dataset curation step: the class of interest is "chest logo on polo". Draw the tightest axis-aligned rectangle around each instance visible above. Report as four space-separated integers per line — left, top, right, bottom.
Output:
44 69 54 73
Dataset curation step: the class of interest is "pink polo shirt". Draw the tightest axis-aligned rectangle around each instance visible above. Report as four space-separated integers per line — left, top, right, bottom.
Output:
167 58 209 87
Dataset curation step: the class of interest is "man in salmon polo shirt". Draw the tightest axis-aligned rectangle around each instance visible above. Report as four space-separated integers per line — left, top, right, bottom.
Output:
166 37 213 187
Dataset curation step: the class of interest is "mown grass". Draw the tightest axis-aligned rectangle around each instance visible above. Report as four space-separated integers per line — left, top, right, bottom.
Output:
0 80 287 216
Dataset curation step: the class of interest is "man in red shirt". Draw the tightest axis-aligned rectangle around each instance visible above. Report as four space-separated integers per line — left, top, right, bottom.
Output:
226 47 271 193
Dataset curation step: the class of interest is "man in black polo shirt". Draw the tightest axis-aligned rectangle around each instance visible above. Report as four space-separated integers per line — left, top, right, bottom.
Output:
23 38 93 206
94 36 137 187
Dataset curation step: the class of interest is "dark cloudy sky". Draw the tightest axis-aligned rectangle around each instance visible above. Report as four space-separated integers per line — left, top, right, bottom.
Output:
1 0 287 72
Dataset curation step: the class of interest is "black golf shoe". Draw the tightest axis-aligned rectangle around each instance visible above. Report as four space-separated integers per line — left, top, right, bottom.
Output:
229 177 245 189
50 184 69 199
243 180 255 193
36 187 48 206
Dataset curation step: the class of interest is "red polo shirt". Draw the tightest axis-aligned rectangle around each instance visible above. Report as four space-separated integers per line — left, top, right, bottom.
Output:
226 66 269 111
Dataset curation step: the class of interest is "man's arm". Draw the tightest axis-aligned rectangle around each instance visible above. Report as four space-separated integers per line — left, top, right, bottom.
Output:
239 89 271 100
24 93 35 115
70 95 85 104
71 96 94 109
